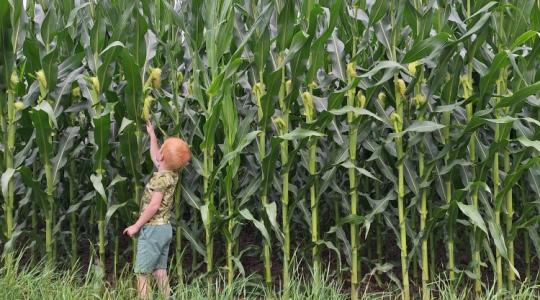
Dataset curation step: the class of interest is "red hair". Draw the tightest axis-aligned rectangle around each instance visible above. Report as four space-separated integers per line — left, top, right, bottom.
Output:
161 137 191 170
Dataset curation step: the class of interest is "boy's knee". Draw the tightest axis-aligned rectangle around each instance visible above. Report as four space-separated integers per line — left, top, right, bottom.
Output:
153 268 167 278
137 274 148 281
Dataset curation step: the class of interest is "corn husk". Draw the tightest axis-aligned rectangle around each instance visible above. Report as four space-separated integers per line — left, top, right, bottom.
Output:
14 101 24 110
149 68 162 89
396 79 407 96
460 75 473 98
273 117 287 135
377 92 386 108
356 91 366 109
10 71 19 88
286 80 292 95
90 77 100 93
177 71 184 83
302 91 315 120
347 62 356 80
36 70 47 92
407 61 422 76
142 95 155 121
415 94 426 109
253 82 266 108
72 86 81 98
390 112 403 132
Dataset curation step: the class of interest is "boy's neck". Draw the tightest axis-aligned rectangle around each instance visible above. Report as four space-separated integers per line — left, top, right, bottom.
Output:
158 165 174 172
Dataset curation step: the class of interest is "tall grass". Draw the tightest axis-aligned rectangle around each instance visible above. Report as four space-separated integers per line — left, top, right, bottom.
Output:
2 255 539 300
0 255 348 300
431 274 540 300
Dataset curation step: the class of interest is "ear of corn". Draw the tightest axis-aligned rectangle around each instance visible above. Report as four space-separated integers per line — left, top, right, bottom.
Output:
1 1 540 298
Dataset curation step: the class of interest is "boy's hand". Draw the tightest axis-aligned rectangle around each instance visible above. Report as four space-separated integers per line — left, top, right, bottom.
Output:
123 224 141 238
146 121 156 138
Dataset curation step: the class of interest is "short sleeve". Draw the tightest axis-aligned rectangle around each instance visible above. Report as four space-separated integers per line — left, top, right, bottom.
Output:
147 173 170 193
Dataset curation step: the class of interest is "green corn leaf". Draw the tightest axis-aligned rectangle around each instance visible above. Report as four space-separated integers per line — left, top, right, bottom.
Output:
1 168 15 199
182 185 202 210
341 160 380 182
200 204 211 227
118 118 140 179
240 208 271 244
18 166 47 207
517 136 540 152
328 106 386 124
105 202 128 226
510 30 539 49
51 126 78 185
278 128 325 140
457 202 488 235
93 114 110 172
40 9 58 49
181 221 206 257
487 220 507 260
264 202 283 243
119 49 142 122
281 31 309 67
336 214 365 226
404 120 445 133
480 52 510 98
90 173 107 202
30 106 53 166
496 81 540 108
402 32 450 64
457 12 491 42
485 116 518 124
276 0 295 50
359 60 407 80
369 0 388 26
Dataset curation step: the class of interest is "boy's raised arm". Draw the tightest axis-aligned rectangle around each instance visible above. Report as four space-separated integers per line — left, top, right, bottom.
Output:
146 121 160 168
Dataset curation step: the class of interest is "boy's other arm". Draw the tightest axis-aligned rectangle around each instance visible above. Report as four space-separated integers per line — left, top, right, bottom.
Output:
123 191 164 237
146 122 160 168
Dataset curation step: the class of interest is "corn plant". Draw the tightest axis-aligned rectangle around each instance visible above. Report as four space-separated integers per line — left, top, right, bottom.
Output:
0 0 25 266
1 1 540 299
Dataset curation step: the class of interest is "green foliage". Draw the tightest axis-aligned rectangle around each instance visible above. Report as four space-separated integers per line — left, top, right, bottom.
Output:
0 0 540 298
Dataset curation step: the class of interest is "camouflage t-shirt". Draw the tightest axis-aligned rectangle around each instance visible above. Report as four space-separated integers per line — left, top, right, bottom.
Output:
139 170 179 225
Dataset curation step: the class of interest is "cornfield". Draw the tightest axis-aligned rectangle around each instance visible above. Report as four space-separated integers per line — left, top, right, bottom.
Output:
1 0 540 299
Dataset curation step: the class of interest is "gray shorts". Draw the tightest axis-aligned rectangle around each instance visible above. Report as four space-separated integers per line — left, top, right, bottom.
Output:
134 223 172 273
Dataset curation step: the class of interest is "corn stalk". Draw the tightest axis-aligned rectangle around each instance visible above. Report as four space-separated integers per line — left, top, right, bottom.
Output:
68 87 80 267
391 1 409 297
302 89 321 278
346 62 360 300
391 78 409 300
222 80 239 286
493 16 506 289
171 72 185 284
3 70 18 265
31 70 55 262
1 0 25 266
254 80 274 288
462 0 482 295
274 59 290 297
1 1 540 298
412 63 430 300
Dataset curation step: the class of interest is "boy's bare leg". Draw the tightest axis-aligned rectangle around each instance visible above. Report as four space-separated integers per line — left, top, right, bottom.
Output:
137 274 150 299
153 269 171 297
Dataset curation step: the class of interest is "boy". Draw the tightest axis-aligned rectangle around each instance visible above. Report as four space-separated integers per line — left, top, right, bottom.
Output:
123 121 191 299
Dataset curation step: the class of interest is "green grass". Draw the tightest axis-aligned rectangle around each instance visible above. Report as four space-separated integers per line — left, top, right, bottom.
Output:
0 255 347 300
2 255 539 300
430 274 540 300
